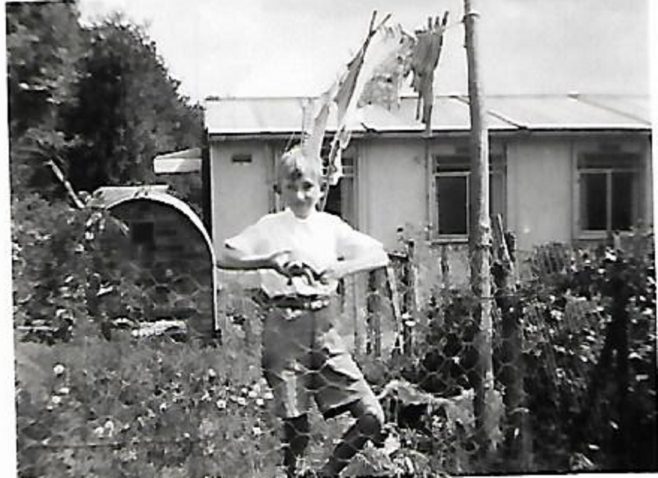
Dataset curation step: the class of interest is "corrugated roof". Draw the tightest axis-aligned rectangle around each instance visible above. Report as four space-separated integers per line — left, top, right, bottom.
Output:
90 185 171 206
154 158 202 174
205 94 650 135
153 148 202 174
155 147 202 160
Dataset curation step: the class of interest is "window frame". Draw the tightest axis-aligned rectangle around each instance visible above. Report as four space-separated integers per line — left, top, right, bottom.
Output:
432 152 506 242
316 139 358 225
575 151 643 238
324 153 358 227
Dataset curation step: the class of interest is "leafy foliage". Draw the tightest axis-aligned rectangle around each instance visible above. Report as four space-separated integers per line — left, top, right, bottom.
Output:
63 16 203 193
6 5 203 201
11 194 133 339
15 336 280 477
517 240 657 471
6 1 85 197
370 232 656 474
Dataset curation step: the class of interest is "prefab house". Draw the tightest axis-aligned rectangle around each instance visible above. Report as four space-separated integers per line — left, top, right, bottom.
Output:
202 93 651 353
204 94 652 256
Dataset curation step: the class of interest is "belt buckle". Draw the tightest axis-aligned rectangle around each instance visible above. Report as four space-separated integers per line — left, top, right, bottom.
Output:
307 297 330 310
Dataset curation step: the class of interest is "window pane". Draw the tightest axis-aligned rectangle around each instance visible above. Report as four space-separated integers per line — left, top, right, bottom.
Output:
580 173 607 231
341 177 356 226
324 177 356 226
490 172 504 218
579 153 638 169
435 155 469 172
437 176 468 234
131 222 155 248
612 172 634 230
324 183 342 217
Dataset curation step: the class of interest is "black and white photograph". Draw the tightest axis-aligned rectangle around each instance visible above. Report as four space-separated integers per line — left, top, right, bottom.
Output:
3 0 656 476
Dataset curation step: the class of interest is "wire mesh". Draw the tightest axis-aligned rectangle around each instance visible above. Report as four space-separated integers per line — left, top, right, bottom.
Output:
13 221 657 477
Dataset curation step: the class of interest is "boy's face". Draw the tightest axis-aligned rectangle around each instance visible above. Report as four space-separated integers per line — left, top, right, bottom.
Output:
279 170 322 218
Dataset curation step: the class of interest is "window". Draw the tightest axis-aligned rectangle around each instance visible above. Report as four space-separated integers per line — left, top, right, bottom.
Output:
130 221 155 250
324 156 357 226
434 154 505 238
577 152 642 233
231 153 252 164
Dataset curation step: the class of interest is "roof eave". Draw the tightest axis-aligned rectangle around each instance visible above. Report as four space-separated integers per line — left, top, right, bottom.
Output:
208 126 651 141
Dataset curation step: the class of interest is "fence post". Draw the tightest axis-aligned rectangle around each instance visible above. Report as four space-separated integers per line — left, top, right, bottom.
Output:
403 240 417 355
492 215 530 471
366 269 385 357
610 262 631 469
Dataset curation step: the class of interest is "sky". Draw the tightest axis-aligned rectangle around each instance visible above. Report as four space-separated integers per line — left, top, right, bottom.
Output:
78 0 651 103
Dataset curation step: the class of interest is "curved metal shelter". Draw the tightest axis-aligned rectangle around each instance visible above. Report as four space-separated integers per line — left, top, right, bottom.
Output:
90 185 218 335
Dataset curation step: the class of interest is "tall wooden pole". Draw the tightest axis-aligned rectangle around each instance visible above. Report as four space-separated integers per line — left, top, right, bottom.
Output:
464 0 494 463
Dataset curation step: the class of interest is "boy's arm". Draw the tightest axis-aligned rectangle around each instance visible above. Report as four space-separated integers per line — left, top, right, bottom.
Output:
217 246 316 282
320 246 389 281
323 217 389 280
216 245 290 273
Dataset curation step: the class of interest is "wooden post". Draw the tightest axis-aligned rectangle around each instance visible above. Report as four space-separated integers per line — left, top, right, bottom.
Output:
611 264 631 469
403 240 417 354
45 159 85 209
464 0 494 463
492 215 530 470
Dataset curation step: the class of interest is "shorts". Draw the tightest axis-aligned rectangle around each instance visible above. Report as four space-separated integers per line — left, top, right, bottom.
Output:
260 299 379 420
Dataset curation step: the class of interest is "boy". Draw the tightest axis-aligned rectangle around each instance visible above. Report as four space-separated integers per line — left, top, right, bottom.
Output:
216 145 389 477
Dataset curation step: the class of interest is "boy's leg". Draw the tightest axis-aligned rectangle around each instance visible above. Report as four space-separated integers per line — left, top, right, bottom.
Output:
318 398 385 477
283 414 310 478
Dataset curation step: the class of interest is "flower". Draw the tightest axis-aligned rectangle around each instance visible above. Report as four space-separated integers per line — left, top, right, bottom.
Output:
53 364 65 376
263 391 274 400
252 426 263 437
103 420 115 437
236 397 247 406
216 399 227 410
247 390 258 399
57 387 70 395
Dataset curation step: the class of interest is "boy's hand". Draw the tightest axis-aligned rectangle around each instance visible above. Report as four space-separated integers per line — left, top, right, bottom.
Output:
267 250 316 283
316 263 342 284
266 250 293 275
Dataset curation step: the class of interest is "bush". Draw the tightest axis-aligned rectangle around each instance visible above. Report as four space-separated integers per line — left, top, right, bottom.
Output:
383 232 656 473
516 240 656 471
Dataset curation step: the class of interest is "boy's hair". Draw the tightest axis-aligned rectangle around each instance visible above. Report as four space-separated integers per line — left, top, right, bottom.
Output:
276 145 323 190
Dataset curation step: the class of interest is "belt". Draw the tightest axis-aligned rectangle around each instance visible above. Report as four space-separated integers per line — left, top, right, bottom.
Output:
255 291 331 311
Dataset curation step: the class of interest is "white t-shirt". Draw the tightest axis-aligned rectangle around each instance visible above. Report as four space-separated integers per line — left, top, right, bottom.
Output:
225 208 384 297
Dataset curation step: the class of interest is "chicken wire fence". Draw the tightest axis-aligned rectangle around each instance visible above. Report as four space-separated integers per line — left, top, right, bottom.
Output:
15 226 657 477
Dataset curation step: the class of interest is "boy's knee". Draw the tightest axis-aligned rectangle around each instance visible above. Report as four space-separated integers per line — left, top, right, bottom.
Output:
284 415 310 436
357 401 385 436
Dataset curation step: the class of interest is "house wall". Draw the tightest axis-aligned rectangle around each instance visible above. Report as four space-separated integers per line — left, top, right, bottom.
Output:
359 138 427 249
506 137 573 252
209 133 652 255
210 141 271 250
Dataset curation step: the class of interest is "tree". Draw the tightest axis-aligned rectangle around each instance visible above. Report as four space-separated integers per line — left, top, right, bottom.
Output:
63 15 202 193
6 1 84 197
